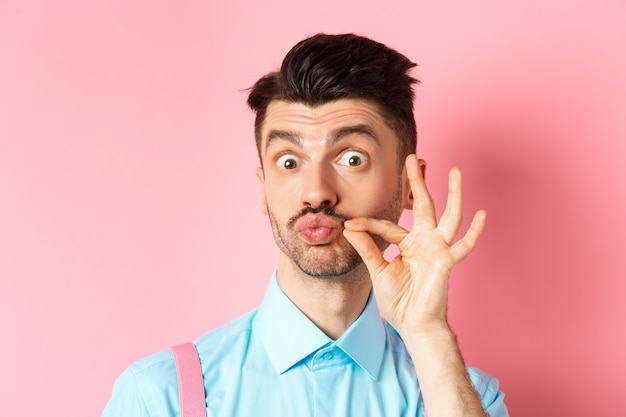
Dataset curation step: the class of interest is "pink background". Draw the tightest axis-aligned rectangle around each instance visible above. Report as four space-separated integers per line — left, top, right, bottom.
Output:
1 1 625 416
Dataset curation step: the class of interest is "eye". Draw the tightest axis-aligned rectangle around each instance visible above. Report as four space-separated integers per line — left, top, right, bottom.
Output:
276 153 300 170
338 150 367 167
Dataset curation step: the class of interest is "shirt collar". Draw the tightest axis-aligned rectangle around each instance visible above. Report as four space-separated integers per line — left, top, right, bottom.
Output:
254 271 386 380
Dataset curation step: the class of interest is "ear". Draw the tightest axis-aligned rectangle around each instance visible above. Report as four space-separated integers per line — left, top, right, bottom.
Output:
256 167 268 215
402 157 427 210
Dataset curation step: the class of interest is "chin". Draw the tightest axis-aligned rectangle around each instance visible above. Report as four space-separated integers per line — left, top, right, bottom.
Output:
295 250 363 278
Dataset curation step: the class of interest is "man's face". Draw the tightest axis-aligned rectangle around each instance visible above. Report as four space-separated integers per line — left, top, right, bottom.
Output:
256 99 412 277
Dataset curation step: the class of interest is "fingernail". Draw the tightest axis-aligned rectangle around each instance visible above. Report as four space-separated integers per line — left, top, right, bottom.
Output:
344 219 356 227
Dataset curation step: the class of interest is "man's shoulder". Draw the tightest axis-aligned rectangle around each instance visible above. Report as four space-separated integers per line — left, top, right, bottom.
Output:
194 308 258 355
102 309 261 416
382 321 412 355
126 308 259 379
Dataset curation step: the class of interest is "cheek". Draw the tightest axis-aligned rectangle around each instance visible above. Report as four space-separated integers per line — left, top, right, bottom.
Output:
343 175 399 214
262 181 294 214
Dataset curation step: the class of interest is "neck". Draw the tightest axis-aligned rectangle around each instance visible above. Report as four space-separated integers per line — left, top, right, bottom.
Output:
276 255 372 340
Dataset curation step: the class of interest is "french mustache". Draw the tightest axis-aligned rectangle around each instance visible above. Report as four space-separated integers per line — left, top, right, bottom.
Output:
287 206 349 228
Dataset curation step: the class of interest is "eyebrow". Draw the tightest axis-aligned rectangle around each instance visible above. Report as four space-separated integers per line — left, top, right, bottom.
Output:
265 124 380 151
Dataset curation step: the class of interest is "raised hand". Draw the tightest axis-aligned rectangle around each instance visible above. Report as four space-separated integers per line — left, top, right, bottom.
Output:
342 154 487 336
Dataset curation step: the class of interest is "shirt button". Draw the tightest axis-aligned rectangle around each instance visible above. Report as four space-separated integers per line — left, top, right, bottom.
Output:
323 352 333 360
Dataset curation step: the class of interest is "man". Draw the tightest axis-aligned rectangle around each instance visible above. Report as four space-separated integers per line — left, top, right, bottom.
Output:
102 33 508 417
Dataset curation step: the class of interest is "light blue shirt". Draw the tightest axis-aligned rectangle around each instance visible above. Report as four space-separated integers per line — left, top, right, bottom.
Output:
102 272 508 416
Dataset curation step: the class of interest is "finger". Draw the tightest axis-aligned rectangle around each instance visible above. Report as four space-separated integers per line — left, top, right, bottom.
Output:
406 155 436 226
342 229 388 275
438 167 464 244
450 209 487 262
344 217 409 245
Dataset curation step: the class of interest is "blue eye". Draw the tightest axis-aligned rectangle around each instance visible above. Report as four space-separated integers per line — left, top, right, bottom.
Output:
338 151 367 167
277 154 299 170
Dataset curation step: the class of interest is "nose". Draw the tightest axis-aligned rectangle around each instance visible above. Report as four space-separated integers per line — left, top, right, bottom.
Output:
299 162 338 209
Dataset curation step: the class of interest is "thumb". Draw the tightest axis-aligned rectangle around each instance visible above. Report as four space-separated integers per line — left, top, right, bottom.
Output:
343 229 387 276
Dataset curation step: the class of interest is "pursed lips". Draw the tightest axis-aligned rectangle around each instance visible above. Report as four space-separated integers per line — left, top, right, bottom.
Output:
294 213 344 245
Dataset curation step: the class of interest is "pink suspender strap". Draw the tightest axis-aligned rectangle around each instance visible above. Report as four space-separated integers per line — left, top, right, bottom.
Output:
170 343 207 417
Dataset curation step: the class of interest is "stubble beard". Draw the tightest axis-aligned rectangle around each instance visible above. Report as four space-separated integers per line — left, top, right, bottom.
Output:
267 184 404 279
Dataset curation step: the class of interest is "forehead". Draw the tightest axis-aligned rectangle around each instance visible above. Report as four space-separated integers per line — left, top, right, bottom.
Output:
260 99 394 147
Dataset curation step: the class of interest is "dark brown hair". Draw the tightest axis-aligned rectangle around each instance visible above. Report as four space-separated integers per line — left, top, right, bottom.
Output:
247 33 419 165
